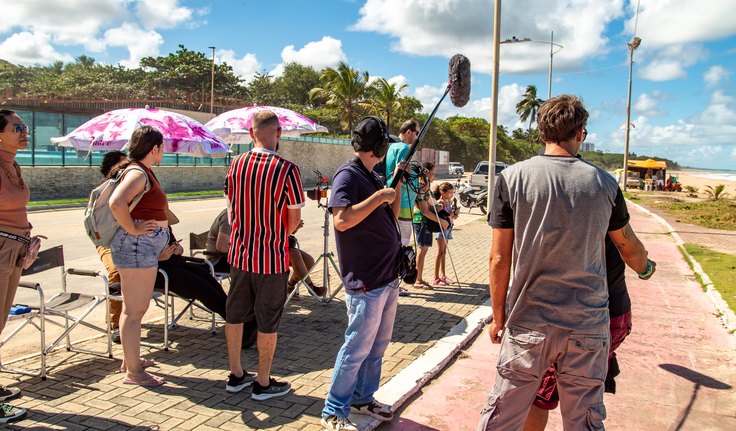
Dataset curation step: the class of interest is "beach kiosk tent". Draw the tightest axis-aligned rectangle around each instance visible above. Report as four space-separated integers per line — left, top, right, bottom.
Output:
625 159 667 189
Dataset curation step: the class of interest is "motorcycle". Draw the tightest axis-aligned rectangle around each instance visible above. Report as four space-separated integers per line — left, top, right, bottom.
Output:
454 180 489 214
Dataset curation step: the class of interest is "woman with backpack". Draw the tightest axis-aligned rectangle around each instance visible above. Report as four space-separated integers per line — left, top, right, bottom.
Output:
109 126 170 387
0 109 31 423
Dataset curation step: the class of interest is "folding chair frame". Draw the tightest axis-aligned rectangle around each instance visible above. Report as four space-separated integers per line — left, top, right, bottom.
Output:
0 247 112 380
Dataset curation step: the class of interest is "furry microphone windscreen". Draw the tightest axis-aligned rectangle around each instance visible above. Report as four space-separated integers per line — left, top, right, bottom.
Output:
448 54 471 108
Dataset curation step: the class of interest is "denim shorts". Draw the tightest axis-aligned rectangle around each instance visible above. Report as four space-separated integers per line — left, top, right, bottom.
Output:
110 225 169 269
435 227 453 240
413 222 433 247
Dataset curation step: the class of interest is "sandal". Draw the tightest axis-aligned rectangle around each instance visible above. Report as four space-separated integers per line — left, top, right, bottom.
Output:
440 276 454 284
413 281 434 290
399 287 411 297
434 278 450 287
123 372 165 387
119 358 155 373
307 281 326 297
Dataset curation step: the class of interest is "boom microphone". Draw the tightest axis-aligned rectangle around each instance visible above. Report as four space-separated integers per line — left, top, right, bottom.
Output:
389 53 472 189
448 54 471 107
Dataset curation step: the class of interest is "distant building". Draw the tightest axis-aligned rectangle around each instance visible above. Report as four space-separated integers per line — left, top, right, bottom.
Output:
581 142 595 152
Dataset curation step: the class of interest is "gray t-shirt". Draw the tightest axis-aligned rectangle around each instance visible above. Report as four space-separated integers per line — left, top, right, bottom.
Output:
206 208 231 265
489 155 629 330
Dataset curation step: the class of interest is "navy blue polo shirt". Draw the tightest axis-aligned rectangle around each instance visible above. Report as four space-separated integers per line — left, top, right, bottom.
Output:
329 161 400 291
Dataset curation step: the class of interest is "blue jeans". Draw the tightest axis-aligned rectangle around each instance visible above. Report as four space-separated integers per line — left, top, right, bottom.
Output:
322 279 400 418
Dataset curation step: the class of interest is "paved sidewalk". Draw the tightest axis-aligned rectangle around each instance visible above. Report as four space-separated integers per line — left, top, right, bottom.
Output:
1 215 491 430
388 203 736 431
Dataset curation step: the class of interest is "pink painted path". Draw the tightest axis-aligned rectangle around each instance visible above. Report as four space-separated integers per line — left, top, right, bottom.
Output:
386 204 736 431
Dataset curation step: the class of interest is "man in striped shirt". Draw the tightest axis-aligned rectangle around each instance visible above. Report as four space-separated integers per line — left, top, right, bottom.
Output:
223 110 305 400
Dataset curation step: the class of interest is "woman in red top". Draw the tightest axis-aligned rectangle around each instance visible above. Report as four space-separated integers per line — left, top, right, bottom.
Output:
109 126 169 387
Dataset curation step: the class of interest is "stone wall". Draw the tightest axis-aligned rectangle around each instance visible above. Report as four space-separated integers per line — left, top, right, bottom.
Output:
23 141 356 201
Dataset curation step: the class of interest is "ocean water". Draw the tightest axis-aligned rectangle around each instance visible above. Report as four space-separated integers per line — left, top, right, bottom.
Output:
686 169 736 183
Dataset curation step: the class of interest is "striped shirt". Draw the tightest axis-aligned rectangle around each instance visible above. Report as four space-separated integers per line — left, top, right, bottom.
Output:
225 148 305 274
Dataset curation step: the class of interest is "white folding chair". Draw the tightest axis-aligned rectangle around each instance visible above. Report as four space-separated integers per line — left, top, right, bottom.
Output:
0 246 112 379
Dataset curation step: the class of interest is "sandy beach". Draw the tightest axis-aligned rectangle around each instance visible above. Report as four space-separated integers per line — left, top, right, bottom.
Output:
668 169 736 195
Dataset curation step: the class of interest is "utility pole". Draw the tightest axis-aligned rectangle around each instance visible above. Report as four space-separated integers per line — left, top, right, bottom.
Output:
621 37 641 189
209 46 216 114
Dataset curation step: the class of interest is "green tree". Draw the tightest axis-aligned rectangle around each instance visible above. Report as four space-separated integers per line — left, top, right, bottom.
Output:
363 77 409 130
246 71 281 106
309 62 369 134
140 45 243 103
274 62 322 108
516 84 544 149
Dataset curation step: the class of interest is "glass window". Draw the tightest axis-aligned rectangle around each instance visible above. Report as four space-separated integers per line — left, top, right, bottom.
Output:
34 112 64 166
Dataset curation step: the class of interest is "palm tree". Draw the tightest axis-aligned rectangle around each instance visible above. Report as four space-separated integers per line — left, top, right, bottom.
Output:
363 77 408 130
309 62 369 133
703 184 729 200
516 85 544 149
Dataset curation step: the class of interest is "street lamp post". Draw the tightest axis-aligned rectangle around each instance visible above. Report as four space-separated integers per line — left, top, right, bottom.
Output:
502 32 563 99
487 0 502 204
209 46 216 114
621 37 642 189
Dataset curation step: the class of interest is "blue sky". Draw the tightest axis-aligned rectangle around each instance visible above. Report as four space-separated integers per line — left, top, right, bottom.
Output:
2 0 735 170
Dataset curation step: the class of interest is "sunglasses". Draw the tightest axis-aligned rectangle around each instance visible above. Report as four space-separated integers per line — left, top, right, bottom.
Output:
11 124 29 134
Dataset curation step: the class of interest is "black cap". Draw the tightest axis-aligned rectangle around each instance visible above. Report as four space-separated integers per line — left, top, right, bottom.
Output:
352 117 383 151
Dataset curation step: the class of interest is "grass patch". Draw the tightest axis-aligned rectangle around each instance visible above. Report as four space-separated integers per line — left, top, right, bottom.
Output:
29 190 223 207
623 191 640 201
684 244 736 313
28 198 86 207
638 196 736 231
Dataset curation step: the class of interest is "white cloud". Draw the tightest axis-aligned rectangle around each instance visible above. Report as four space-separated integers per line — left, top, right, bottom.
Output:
704 65 729 86
103 23 163 68
280 36 348 70
217 49 261 82
413 82 522 126
0 0 128 52
136 0 196 29
634 91 666 117
603 90 736 168
388 74 408 88
0 31 73 66
637 44 707 81
625 1 736 48
353 0 624 75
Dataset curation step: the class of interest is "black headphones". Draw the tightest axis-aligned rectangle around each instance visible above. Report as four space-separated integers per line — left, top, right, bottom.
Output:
353 116 390 158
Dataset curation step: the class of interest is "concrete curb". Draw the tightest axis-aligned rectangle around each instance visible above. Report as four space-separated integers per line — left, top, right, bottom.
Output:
628 200 736 336
27 194 223 212
353 300 492 431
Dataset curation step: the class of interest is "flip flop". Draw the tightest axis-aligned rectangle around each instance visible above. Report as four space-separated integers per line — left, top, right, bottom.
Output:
434 278 450 287
119 358 155 373
123 373 165 387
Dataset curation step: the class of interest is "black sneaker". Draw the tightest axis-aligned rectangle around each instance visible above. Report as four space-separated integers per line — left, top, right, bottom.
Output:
225 371 254 393
0 387 21 403
251 377 291 400
0 403 27 424
111 328 121 344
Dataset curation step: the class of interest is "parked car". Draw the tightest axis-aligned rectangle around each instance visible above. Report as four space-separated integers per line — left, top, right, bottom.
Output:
469 161 508 188
448 162 464 175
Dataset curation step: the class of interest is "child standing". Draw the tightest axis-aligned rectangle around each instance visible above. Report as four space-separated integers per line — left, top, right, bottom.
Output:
433 182 457 286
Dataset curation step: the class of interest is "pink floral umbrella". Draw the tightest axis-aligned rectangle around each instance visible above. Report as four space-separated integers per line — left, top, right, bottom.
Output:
51 107 231 157
205 105 328 145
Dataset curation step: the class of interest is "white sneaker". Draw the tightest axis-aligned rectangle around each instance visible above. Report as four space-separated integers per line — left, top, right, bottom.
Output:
321 415 358 430
351 400 393 421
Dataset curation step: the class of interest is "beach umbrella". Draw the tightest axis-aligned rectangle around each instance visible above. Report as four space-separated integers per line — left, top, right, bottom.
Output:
51 106 231 157
205 105 328 145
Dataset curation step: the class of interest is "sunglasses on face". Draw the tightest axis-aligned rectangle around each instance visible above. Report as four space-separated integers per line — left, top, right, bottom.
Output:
11 124 29 134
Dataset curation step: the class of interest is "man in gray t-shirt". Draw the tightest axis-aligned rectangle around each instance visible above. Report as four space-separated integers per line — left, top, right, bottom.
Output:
477 95 655 431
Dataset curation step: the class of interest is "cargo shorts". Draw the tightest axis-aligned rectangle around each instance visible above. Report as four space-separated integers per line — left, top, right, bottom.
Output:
477 323 610 431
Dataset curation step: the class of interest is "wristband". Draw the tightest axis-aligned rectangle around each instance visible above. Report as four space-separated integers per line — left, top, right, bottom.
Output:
638 259 653 279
